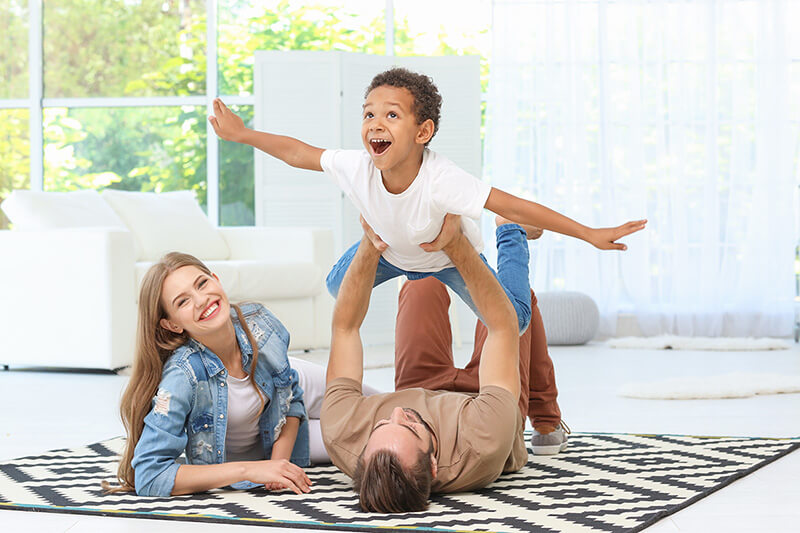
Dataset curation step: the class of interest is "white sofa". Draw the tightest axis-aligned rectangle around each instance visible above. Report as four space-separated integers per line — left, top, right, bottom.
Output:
0 189 334 371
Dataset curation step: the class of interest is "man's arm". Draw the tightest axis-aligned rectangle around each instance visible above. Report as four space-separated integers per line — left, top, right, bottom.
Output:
326 235 382 386
485 187 646 251
435 216 521 398
208 98 324 171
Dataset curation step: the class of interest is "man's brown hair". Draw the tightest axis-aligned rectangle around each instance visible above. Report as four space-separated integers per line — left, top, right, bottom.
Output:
352 447 434 513
365 67 443 146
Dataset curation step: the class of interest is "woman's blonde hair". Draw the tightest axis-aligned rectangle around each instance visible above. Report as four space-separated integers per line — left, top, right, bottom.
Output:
105 252 263 493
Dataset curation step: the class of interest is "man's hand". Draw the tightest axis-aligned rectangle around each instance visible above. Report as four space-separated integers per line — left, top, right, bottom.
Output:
585 219 647 251
360 215 387 252
420 214 463 253
208 98 248 143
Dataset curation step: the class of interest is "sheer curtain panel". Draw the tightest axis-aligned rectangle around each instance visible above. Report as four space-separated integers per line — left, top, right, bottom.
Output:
486 0 800 337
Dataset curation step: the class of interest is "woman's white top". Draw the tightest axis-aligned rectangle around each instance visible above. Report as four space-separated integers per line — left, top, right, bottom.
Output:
225 373 267 462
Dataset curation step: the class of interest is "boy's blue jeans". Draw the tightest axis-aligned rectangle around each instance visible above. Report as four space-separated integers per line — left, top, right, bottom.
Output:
325 224 532 332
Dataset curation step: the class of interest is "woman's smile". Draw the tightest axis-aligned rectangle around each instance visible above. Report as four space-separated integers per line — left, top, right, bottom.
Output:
199 300 221 321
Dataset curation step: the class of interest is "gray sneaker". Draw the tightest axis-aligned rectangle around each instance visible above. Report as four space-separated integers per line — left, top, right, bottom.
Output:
530 421 570 455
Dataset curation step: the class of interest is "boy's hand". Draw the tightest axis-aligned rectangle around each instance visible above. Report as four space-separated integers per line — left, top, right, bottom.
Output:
208 98 248 143
420 214 463 253
586 219 647 251
359 215 387 252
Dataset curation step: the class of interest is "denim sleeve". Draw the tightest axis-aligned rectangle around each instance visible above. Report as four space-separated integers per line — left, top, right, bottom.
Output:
131 364 193 497
287 365 307 421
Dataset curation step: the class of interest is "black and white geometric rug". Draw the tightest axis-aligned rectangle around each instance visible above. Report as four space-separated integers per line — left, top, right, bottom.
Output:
1 433 797 533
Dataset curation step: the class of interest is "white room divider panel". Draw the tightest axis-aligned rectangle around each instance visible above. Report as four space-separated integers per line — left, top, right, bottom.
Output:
255 51 481 344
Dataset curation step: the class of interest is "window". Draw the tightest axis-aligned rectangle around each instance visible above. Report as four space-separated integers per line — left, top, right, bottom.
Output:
43 106 207 202
1 0 28 99
1 1 489 229
0 109 29 229
0 0 29 229
215 0 386 225
43 0 207 98
395 0 491 141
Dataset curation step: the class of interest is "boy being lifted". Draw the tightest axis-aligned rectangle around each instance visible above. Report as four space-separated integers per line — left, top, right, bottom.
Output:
209 68 646 331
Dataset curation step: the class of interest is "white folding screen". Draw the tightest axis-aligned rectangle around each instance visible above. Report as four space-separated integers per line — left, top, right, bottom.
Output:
255 51 481 345
254 52 342 235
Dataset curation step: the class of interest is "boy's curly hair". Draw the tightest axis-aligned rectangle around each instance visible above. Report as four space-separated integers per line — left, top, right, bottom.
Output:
365 68 442 145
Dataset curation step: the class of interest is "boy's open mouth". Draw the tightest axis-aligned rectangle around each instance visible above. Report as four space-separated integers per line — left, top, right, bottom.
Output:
370 139 391 155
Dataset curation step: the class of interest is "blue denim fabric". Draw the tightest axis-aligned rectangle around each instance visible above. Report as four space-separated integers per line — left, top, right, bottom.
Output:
326 224 532 332
131 303 309 497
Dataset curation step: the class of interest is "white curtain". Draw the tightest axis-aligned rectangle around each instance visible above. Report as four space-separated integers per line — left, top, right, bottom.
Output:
485 0 800 337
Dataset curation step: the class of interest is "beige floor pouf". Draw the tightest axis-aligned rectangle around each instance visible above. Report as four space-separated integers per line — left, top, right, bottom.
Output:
537 291 599 345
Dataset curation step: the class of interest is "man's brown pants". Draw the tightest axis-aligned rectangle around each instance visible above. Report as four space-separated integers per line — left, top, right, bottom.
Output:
394 277 561 428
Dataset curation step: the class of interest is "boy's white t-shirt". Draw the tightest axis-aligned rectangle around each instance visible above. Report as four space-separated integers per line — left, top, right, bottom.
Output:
320 148 491 272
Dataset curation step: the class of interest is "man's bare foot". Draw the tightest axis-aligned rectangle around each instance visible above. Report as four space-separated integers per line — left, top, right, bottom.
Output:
495 215 543 240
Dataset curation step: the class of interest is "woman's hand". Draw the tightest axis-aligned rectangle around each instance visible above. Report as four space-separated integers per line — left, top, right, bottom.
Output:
585 219 647 251
248 459 312 495
208 98 248 143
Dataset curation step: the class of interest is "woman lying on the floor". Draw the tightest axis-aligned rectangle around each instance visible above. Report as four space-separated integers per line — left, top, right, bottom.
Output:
105 252 379 497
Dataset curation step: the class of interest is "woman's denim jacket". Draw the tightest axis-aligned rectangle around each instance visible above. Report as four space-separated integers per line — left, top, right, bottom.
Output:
131 303 309 497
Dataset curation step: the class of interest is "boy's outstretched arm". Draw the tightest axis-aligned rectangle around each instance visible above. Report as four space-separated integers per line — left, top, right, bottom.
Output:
208 98 324 171
484 187 647 251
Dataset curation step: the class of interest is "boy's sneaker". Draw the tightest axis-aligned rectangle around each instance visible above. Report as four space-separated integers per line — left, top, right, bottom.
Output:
531 421 570 455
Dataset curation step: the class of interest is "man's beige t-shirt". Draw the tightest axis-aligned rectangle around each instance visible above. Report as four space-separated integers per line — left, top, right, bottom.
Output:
321 377 528 493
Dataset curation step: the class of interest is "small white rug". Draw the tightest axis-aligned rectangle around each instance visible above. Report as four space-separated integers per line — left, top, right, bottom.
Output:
619 372 800 399
607 335 790 351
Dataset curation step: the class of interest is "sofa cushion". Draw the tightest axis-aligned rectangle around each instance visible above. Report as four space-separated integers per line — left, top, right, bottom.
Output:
103 190 230 262
1 189 142 259
1 189 125 229
135 260 322 302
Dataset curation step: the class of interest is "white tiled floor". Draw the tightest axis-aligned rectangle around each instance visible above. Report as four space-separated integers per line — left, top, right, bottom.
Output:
1 343 799 532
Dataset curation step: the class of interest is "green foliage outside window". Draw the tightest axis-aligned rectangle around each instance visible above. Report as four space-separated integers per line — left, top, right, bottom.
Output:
42 106 207 199
1 0 28 99
218 1 387 95
43 0 207 98
0 110 29 228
